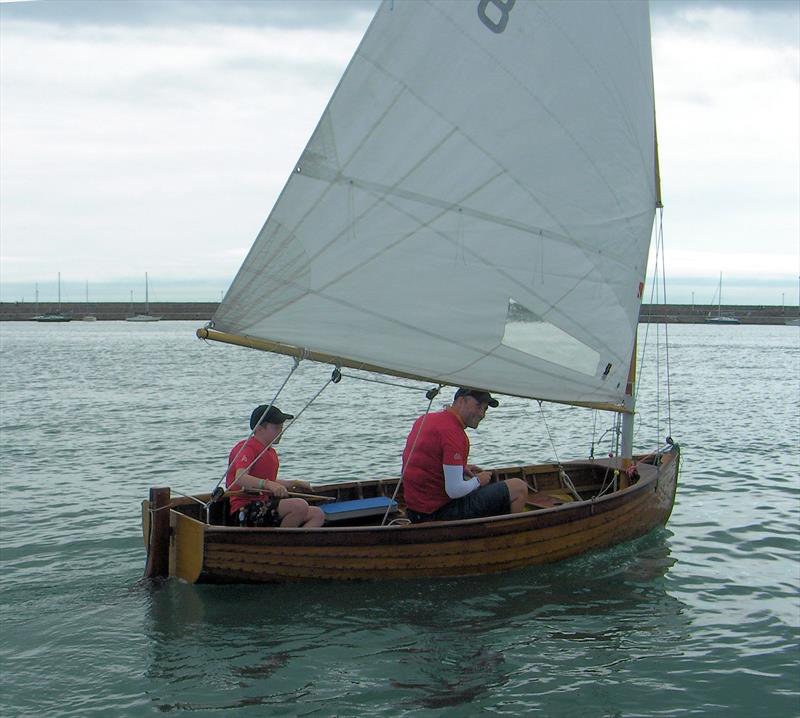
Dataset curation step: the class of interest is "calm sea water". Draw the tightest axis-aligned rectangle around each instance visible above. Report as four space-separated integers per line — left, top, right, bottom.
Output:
0 321 798 717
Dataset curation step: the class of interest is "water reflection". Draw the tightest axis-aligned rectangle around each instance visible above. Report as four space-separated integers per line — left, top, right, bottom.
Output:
141 530 688 713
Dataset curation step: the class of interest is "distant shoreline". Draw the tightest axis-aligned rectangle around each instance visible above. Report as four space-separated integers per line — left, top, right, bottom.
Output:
1 302 798 325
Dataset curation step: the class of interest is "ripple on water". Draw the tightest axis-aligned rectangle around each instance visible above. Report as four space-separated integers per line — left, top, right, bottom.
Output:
1 323 798 717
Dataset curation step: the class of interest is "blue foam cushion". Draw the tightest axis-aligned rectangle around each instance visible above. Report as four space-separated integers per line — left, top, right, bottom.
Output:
321 496 397 515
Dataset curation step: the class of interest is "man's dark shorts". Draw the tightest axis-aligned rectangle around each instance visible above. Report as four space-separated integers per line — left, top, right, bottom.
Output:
406 482 511 523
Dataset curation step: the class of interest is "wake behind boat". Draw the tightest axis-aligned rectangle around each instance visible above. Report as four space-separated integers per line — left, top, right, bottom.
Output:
143 0 679 583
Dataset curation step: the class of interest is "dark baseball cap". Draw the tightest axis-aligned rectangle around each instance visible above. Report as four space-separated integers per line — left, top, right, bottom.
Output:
454 387 499 408
250 404 294 429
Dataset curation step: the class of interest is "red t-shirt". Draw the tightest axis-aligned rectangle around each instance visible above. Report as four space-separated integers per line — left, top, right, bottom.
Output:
226 436 279 515
402 408 469 514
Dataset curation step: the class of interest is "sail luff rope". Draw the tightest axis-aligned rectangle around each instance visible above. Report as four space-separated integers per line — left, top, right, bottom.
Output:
380 386 442 526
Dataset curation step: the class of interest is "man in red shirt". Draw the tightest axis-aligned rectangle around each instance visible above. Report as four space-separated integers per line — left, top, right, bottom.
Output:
226 404 324 527
402 388 528 522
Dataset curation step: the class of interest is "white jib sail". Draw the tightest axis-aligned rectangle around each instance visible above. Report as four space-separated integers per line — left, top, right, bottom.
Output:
212 0 658 409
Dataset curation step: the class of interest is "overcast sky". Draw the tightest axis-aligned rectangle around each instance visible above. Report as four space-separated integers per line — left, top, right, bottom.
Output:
1 0 798 305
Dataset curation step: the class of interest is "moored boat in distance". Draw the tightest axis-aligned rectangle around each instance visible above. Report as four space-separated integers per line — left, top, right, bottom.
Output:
143 0 679 583
34 312 73 322
34 273 72 322
82 280 97 321
705 273 740 324
704 315 740 325
126 272 161 322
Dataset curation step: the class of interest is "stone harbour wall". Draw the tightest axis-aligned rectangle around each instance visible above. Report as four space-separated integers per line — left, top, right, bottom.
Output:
1 301 797 324
0 302 219 321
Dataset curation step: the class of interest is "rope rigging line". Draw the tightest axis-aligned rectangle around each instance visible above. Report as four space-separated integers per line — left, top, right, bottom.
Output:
591 423 621 460
535 400 583 501
148 488 207 515
380 385 442 526
610 217 676 476
632 206 674 454
338 371 432 392
657 208 674 437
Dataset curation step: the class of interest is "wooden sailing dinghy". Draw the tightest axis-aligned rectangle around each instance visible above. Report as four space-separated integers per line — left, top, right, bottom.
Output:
144 452 678 583
143 0 680 583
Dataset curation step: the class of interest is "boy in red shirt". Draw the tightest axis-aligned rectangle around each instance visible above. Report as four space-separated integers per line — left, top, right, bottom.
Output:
226 404 324 527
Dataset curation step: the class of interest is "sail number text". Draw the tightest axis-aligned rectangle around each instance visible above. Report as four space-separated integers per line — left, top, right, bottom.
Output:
477 0 516 34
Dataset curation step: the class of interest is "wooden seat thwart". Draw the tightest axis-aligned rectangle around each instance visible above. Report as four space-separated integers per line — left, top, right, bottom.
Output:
526 490 576 509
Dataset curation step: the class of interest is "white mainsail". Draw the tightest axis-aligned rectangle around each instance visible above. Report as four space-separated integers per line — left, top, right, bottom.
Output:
211 0 658 409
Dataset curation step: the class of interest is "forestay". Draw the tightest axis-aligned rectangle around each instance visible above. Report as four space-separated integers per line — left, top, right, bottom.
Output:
211 0 658 409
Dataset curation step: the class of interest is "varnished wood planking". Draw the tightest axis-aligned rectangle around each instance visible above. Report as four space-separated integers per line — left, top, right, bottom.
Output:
151 451 679 583
196 468 676 581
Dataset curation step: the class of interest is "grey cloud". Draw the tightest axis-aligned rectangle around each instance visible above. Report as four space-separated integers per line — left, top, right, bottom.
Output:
652 0 800 46
0 0 379 29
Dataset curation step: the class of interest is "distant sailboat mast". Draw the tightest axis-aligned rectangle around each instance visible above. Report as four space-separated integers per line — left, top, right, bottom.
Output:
34 273 72 321
705 272 739 324
83 280 97 321
126 273 161 322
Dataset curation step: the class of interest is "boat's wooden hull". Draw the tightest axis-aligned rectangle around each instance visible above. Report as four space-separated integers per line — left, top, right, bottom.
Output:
143 447 679 583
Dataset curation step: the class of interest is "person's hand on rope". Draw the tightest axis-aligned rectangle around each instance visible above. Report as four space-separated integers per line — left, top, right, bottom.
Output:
286 479 314 493
265 480 288 498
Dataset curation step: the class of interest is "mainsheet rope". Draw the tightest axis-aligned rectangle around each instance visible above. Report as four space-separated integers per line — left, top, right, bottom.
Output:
535 400 583 501
380 385 442 526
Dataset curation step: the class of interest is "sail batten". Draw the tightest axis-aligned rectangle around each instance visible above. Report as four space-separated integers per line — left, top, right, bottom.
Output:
212 0 657 408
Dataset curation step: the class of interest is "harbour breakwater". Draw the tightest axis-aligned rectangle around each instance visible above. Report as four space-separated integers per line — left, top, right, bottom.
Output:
0 302 218 322
1 302 797 324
